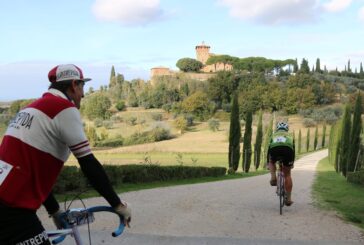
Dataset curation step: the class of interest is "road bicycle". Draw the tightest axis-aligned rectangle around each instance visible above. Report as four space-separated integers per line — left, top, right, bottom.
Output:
47 206 124 245
276 159 286 215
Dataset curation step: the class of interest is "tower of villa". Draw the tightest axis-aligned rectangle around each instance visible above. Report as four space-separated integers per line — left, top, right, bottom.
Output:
195 41 210 65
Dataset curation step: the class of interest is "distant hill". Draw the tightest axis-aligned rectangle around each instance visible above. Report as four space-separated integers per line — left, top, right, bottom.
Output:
0 101 11 108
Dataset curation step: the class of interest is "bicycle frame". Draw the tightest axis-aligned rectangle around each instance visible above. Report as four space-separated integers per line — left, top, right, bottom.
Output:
47 206 125 245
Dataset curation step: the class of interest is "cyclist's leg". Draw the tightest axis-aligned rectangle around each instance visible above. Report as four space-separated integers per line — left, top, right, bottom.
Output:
282 147 294 205
268 155 277 186
0 203 51 245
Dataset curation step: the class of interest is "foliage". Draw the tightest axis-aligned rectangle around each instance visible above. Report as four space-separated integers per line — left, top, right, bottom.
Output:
181 91 214 120
228 93 241 171
208 118 220 132
174 116 188 134
321 123 326 148
115 100 126 111
95 137 124 147
176 58 203 72
85 124 97 146
242 111 253 172
348 93 362 172
82 92 112 120
303 118 316 127
306 128 310 152
346 171 364 186
124 127 172 146
298 129 302 154
207 71 239 107
9 99 35 115
254 110 263 170
314 126 318 150
53 165 227 194
151 113 163 121
262 116 273 169
338 104 352 176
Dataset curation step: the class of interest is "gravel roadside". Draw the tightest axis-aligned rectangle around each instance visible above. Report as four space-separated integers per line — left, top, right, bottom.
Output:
38 149 364 244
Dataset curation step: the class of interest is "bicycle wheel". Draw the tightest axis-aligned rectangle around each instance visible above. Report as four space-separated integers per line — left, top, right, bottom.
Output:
278 173 285 215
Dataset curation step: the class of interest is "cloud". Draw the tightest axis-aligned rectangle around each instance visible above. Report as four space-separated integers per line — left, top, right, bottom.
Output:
92 0 165 26
217 0 322 25
359 6 364 22
322 0 352 12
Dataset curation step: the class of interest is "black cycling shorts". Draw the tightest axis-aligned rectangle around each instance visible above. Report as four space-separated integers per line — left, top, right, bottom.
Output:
268 146 294 166
0 202 51 245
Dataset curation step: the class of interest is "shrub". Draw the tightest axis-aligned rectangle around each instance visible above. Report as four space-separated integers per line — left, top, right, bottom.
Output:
110 115 122 123
116 100 126 111
95 137 124 147
347 171 364 186
126 117 137 126
185 114 194 126
94 118 103 128
103 120 113 129
53 165 227 194
152 113 163 121
303 118 316 127
208 118 220 131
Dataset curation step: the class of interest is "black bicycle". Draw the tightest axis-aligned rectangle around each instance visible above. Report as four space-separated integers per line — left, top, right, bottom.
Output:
276 160 286 215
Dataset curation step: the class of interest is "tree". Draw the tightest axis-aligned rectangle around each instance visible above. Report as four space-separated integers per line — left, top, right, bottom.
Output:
174 116 188 135
228 93 241 171
315 58 321 73
348 93 362 172
306 128 310 152
262 116 273 169
176 58 203 72
82 93 112 120
254 110 263 170
242 111 253 173
321 123 326 148
299 58 310 74
314 126 318 150
181 91 212 120
347 59 352 73
293 58 298 73
109 65 116 87
298 129 302 154
338 104 351 176
360 62 363 76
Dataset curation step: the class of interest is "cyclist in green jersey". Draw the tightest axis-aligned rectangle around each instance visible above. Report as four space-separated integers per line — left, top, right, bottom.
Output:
267 122 295 206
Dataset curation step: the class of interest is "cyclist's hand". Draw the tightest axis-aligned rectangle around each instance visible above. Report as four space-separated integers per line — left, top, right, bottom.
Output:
50 209 64 229
114 201 131 228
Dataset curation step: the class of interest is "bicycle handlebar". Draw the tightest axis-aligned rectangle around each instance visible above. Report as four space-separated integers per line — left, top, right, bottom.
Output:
50 206 125 244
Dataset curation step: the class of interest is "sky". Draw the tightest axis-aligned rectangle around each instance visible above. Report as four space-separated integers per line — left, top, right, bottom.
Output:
1 0 364 101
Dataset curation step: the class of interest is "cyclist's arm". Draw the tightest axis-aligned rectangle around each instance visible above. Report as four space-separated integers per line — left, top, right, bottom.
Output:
43 191 60 215
78 154 121 208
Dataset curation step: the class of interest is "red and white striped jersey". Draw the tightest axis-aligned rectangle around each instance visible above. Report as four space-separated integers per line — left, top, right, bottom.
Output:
0 89 91 210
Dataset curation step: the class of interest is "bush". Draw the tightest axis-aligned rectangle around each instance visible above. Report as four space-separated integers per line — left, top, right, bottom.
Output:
208 118 220 131
95 137 124 147
126 117 137 126
303 118 316 127
185 114 194 126
152 113 163 121
53 165 227 194
115 100 126 111
103 120 113 129
124 127 172 146
94 118 103 128
347 171 364 186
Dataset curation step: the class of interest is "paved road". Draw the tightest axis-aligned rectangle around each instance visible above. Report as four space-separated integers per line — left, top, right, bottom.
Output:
39 150 364 244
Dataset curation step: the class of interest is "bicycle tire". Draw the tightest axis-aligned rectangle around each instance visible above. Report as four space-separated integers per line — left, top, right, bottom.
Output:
279 173 284 215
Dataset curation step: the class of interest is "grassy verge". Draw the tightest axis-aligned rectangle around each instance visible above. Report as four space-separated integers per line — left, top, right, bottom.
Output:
312 157 364 229
56 169 269 202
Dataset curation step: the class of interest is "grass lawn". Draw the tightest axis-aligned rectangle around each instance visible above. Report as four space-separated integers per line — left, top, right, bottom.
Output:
313 157 364 229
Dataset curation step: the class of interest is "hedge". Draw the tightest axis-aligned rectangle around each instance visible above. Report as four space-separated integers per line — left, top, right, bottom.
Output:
347 170 364 186
54 164 227 194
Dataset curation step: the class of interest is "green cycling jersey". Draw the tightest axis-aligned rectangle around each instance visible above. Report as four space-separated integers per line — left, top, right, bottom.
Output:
268 129 295 151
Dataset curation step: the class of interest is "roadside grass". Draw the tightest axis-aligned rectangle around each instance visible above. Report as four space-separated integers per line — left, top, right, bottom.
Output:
313 157 364 229
56 169 269 202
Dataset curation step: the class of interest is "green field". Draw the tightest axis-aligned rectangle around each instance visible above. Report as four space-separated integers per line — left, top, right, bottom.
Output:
313 157 364 229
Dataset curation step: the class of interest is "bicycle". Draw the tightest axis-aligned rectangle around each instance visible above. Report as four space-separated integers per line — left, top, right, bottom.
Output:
47 206 125 245
276 159 285 215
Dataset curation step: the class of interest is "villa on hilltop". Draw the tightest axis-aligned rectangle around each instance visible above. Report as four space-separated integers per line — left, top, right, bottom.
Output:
150 42 233 82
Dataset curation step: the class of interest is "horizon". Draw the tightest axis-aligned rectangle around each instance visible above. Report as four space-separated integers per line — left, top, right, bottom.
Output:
1 0 364 101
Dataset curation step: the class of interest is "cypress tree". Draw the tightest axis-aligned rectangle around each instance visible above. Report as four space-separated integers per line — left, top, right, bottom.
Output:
262 116 273 169
360 62 363 76
339 104 352 176
314 126 318 150
228 93 241 172
315 58 321 73
348 59 351 73
348 93 362 172
321 123 326 148
242 111 253 173
254 110 263 170
293 58 299 73
109 65 116 87
292 130 296 155
306 128 310 152
298 129 302 154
